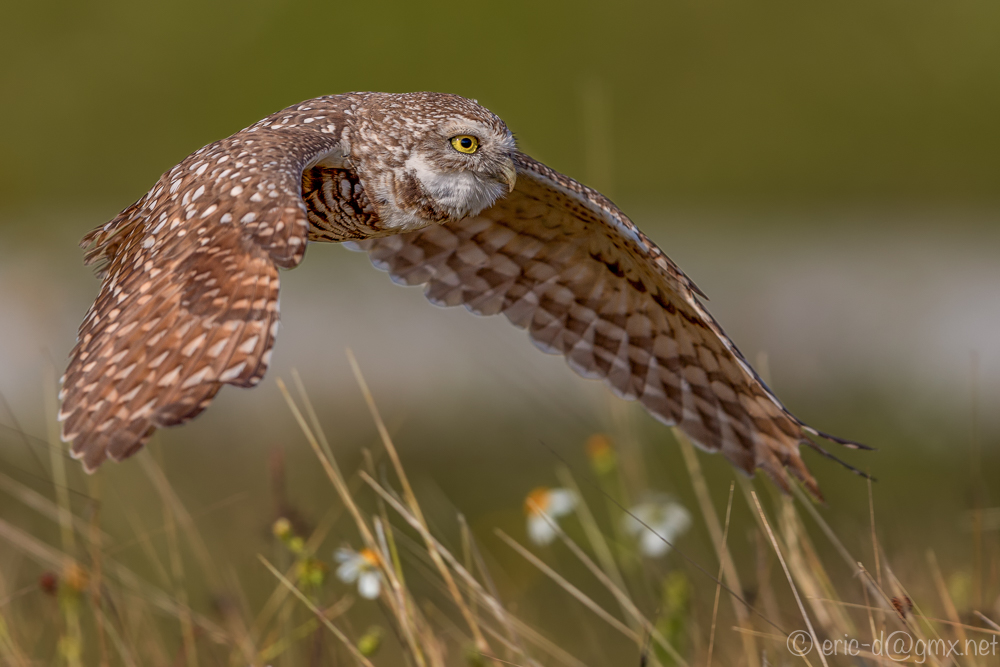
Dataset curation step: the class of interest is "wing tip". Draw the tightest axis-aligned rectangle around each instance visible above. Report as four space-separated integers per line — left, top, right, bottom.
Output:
812 428 876 452
63 415 156 474
799 423 875 451
67 438 103 475
800 436 876 483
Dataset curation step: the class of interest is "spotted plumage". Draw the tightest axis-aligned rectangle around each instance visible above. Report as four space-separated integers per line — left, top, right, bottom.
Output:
61 92 863 497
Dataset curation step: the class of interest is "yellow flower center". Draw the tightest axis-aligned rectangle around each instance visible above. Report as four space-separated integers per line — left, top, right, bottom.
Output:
524 487 551 516
359 548 380 568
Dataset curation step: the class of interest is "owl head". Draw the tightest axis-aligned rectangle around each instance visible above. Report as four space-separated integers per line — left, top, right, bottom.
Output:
348 92 518 232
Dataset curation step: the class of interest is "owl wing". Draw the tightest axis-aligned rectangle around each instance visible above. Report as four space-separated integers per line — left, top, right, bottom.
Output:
348 153 859 498
60 100 350 471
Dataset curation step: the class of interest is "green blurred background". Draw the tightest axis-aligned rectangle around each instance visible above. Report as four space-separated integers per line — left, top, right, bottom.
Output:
1 0 999 661
3 0 1000 210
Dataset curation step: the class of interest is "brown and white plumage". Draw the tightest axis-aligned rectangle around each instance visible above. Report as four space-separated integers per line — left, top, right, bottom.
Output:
61 92 862 496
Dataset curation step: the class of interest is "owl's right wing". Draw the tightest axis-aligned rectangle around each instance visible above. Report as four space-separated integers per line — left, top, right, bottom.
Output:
349 153 862 498
60 98 352 471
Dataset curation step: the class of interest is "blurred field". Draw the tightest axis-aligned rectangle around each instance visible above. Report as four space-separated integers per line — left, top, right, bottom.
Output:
1 1 999 664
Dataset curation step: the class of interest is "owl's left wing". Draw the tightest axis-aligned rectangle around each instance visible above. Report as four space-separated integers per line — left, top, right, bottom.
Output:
349 153 859 498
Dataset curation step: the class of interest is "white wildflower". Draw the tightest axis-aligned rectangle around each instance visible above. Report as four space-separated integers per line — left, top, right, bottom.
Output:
524 487 577 546
622 497 692 558
334 547 383 599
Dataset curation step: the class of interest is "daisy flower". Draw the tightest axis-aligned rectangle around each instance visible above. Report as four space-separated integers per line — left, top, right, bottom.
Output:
622 497 692 558
524 487 577 546
334 547 383 599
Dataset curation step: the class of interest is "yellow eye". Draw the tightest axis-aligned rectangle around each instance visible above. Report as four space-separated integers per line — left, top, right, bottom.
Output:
450 135 479 154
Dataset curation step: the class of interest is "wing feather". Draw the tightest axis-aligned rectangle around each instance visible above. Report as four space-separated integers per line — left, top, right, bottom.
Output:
61 97 351 470
349 153 825 497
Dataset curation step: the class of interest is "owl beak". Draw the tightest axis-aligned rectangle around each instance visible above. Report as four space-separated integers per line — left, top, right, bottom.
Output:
499 159 517 194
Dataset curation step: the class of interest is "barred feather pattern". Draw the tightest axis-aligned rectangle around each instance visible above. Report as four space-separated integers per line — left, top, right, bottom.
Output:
303 167 378 241
59 98 350 471
348 154 824 497
61 92 854 496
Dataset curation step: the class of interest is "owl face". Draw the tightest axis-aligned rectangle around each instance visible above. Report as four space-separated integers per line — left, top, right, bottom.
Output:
351 93 518 232
405 116 517 221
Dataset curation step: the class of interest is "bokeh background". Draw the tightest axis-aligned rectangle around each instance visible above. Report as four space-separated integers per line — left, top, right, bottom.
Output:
2 0 999 663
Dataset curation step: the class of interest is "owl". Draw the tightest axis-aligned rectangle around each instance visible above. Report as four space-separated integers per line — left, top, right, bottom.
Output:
59 92 865 498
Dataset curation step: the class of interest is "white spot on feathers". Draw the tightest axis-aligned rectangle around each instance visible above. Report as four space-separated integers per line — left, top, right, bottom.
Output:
218 362 247 382
237 336 259 353
181 366 214 389
148 351 169 368
206 339 228 357
157 365 182 387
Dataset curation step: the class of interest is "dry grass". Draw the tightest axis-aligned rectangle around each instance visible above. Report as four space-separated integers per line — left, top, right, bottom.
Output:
0 357 997 666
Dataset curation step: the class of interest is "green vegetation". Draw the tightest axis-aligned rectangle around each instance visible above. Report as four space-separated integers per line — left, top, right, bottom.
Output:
0 360 996 665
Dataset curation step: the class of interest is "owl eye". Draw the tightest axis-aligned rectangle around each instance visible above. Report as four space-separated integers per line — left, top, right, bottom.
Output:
450 135 479 154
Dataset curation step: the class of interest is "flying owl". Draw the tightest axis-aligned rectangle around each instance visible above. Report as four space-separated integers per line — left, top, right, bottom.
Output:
59 92 865 498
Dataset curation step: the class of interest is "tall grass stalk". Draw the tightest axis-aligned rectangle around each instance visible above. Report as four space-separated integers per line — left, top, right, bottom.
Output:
0 359 996 665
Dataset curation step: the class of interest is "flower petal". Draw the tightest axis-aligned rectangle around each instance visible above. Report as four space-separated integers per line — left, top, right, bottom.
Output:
661 505 692 539
621 508 649 537
624 500 692 557
334 548 356 564
527 514 558 546
640 528 671 557
357 571 382 599
546 489 577 517
336 559 361 583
